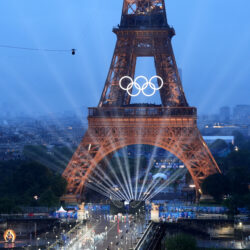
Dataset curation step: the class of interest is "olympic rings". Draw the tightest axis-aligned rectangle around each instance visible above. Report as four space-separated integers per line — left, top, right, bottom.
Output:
119 75 164 97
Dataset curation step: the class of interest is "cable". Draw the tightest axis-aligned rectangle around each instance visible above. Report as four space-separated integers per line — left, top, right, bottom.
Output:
0 44 76 55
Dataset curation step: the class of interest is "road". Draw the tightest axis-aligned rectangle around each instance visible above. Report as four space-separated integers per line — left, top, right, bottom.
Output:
53 212 150 250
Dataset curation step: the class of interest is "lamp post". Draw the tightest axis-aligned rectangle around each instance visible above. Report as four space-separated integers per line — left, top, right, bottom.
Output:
36 237 40 248
105 226 108 239
130 232 133 248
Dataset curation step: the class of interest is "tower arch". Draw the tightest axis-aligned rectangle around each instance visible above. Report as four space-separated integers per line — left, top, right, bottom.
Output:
63 114 220 198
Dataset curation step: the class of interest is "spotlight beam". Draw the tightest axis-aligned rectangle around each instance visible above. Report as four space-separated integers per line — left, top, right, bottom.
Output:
86 178 123 200
87 172 126 200
91 166 128 201
86 131 131 201
144 168 187 201
121 146 134 199
134 144 142 200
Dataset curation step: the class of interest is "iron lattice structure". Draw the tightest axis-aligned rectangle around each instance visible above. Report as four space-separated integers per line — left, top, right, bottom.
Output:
62 0 220 202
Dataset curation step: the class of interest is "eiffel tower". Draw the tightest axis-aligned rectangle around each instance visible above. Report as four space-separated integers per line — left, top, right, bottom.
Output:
62 0 220 203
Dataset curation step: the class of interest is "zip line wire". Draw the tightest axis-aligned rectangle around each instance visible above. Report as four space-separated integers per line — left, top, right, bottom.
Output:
0 44 76 55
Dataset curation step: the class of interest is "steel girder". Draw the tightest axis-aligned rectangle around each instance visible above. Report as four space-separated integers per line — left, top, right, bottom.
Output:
122 0 166 16
62 116 220 198
99 29 188 107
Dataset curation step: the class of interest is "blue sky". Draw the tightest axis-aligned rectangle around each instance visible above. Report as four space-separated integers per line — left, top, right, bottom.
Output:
0 0 249 116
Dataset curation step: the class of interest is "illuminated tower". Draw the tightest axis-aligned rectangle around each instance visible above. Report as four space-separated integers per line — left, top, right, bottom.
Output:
62 0 220 203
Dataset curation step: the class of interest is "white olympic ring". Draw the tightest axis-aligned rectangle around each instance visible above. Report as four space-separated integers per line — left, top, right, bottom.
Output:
119 75 164 97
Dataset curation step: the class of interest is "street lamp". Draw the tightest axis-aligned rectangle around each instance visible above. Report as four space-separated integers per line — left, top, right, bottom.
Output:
36 237 40 247
105 226 108 239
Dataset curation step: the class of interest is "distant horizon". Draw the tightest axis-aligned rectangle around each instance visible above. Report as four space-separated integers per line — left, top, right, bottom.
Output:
0 102 249 119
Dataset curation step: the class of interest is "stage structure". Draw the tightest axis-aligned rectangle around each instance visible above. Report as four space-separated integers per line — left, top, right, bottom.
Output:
62 0 220 203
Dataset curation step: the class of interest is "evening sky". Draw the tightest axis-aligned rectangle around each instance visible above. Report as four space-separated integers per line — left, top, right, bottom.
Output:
0 0 249 116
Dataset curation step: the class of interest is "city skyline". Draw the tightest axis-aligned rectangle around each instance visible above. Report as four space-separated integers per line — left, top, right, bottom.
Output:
0 0 250 116
1 102 249 119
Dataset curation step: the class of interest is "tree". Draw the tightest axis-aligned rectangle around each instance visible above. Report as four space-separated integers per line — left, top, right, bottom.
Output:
222 151 250 215
39 189 59 207
202 173 230 202
209 139 228 153
0 162 67 211
165 234 197 250
0 198 21 214
233 131 247 148
23 145 75 173
211 138 250 216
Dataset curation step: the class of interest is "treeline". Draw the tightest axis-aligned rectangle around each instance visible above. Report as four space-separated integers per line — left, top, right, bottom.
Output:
0 161 67 213
23 145 76 173
0 145 74 213
202 132 250 214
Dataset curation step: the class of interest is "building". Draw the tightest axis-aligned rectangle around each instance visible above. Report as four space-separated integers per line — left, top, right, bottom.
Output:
219 106 230 123
233 105 250 125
